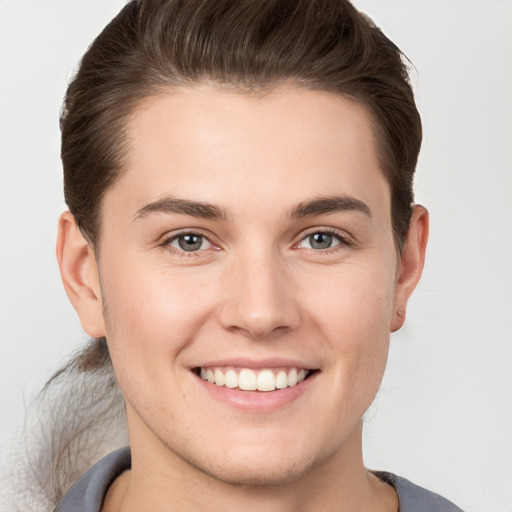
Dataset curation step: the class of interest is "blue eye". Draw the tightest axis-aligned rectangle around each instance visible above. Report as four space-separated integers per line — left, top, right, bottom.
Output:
168 234 212 252
299 232 342 250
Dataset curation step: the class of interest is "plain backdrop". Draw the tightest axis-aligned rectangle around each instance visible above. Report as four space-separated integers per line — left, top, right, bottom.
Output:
1 1 511 511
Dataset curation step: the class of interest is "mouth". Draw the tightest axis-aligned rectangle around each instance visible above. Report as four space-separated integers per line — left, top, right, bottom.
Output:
193 366 317 392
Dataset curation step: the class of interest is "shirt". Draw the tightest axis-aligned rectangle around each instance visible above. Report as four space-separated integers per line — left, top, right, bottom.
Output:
54 447 464 512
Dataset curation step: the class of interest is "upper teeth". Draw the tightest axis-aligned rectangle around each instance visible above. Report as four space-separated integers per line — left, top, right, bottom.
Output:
199 367 309 392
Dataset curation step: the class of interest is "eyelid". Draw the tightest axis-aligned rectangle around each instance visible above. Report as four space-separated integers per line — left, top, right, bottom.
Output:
157 226 355 256
294 227 354 250
169 234 212 251
159 228 219 255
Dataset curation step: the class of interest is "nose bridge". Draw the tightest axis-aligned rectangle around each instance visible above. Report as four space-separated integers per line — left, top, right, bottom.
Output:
218 245 299 337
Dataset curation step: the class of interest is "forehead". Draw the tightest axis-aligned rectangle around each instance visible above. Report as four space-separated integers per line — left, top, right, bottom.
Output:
104 85 390 225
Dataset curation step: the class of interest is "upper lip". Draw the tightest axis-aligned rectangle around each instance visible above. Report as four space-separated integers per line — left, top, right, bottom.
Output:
191 357 318 370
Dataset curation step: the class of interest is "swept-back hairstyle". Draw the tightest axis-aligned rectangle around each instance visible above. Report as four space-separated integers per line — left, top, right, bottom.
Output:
3 1 422 510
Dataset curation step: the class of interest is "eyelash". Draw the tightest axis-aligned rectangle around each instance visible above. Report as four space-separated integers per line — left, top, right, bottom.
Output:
160 230 216 257
295 228 353 254
160 228 353 256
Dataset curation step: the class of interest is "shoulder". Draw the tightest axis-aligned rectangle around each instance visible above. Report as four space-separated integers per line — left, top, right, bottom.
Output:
53 447 131 512
376 472 464 512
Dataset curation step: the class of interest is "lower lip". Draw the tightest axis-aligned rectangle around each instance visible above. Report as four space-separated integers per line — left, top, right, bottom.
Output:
194 371 318 412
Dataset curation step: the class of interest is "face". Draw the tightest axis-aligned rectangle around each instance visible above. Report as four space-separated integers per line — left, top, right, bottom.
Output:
87 86 404 484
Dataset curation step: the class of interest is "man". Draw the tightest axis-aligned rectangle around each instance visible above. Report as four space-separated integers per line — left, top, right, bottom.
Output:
28 1 464 510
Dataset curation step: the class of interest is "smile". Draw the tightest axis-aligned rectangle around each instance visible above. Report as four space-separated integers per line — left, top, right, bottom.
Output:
198 367 311 392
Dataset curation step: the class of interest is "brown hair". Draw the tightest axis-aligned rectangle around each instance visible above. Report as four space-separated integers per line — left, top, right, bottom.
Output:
61 0 421 252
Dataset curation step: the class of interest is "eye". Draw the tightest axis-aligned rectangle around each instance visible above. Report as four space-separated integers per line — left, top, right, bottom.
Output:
298 231 343 250
166 233 213 252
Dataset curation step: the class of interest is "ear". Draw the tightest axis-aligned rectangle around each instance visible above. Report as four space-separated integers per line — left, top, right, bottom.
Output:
391 205 429 332
56 211 106 338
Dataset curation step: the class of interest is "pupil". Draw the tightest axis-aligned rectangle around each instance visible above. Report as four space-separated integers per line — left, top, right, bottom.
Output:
178 234 202 251
310 232 332 249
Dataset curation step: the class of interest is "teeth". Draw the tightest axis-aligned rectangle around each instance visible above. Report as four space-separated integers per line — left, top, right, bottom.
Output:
288 368 298 387
214 369 225 387
257 369 275 392
275 370 288 389
238 369 257 390
225 370 238 388
198 366 310 391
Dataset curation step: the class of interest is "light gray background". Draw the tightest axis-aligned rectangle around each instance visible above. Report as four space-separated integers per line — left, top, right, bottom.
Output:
1 1 511 511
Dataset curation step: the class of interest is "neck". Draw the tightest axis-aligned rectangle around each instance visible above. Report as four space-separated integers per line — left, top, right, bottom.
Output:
103 420 397 512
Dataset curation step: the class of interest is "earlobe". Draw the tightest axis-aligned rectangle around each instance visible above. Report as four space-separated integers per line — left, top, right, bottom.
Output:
56 212 106 338
391 205 429 332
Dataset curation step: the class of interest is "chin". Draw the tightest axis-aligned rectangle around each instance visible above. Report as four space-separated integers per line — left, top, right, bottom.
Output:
188 452 317 487
160 429 333 488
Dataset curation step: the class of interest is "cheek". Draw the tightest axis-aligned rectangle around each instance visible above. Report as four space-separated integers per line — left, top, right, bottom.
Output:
305 259 395 337
99 260 220 419
303 260 396 391
100 257 216 358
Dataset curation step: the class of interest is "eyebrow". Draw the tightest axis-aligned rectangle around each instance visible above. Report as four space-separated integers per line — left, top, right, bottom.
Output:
134 194 371 222
290 195 372 219
134 197 228 221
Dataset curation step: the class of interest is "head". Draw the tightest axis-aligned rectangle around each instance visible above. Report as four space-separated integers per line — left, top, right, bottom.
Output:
57 0 427 491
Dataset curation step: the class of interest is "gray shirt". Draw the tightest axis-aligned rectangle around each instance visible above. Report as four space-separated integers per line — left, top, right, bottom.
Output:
54 447 463 512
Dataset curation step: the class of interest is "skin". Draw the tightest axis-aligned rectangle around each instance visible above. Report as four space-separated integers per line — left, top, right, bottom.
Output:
57 85 428 511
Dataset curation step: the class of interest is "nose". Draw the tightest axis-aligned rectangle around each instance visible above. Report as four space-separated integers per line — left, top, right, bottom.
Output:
217 250 301 339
